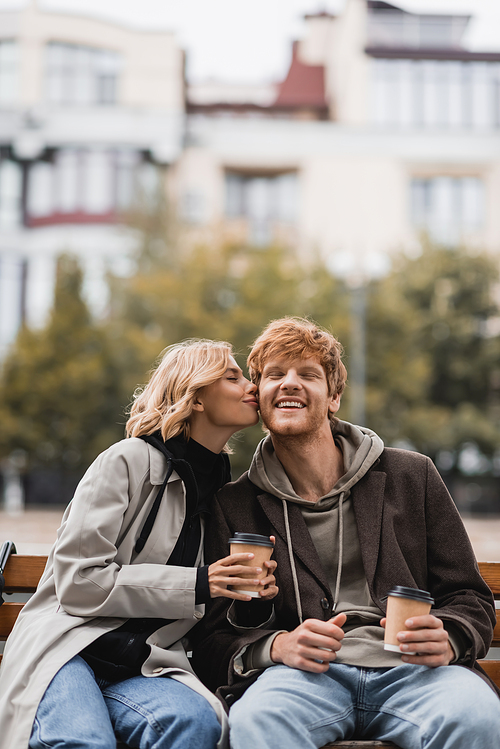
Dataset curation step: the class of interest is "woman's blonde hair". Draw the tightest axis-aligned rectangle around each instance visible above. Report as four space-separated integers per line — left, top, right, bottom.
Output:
126 339 232 445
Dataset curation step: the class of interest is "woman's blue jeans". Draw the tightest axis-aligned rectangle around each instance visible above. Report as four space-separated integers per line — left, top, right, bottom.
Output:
229 662 500 749
29 655 221 749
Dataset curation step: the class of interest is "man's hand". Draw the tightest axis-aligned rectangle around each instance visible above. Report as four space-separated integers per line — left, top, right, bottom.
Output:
270 613 347 673
257 558 278 599
381 614 455 667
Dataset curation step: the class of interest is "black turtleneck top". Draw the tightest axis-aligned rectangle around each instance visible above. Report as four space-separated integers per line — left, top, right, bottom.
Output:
164 435 226 602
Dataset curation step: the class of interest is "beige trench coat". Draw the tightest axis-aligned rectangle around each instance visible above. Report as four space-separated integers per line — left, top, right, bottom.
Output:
0 438 228 748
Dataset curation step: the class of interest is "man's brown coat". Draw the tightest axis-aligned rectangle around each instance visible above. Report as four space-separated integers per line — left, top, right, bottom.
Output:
192 447 497 707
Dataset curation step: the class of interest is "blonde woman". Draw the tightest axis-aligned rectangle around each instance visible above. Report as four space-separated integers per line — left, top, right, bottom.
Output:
0 340 276 749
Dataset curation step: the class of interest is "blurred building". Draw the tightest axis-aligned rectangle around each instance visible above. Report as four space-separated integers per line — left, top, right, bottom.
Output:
2 0 500 356
0 0 185 355
179 0 500 271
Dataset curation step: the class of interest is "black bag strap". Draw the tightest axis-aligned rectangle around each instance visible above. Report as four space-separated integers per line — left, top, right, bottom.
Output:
134 435 180 554
134 461 174 554
0 540 17 606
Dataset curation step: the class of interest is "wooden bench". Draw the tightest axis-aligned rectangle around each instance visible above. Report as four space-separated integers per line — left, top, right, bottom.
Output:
1 555 499 749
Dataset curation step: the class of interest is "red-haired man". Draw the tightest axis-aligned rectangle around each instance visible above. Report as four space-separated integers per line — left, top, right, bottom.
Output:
193 317 500 749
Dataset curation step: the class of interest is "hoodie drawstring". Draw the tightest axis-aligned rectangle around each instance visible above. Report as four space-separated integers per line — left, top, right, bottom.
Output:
282 491 345 623
282 499 303 625
332 491 345 612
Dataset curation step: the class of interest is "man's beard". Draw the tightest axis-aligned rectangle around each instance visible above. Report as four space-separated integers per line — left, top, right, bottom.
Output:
260 405 328 441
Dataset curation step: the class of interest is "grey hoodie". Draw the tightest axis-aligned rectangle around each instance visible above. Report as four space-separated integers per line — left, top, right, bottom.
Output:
245 420 407 668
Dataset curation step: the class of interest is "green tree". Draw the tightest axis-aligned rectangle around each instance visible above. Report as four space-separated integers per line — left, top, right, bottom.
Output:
365 245 500 461
109 240 350 475
0 256 126 477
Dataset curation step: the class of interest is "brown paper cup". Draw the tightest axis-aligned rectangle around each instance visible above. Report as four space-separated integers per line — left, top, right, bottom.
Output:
229 542 273 598
384 594 432 654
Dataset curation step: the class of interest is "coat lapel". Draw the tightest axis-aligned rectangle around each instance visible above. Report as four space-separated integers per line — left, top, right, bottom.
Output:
351 468 386 592
256 491 333 596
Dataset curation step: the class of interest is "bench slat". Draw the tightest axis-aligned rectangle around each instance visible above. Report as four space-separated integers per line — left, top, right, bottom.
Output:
492 621 500 647
0 554 498 749
3 555 48 593
478 659 500 682
325 743 395 748
3 557 498 597
478 562 500 596
0 602 24 638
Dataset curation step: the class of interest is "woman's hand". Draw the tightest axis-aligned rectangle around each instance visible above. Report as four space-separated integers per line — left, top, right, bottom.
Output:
208 552 262 601
208 535 278 601
208 550 278 601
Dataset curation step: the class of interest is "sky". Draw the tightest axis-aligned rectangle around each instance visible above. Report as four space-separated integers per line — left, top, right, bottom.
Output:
1 0 500 82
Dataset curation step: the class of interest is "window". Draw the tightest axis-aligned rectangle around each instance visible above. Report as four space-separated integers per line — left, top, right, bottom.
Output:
0 40 18 105
27 162 54 218
56 149 80 212
82 150 114 213
27 148 115 218
116 149 140 211
367 12 468 50
45 42 121 105
181 192 207 225
411 176 484 245
26 148 150 221
0 159 23 228
225 172 298 245
0 256 26 351
136 162 161 204
371 59 500 129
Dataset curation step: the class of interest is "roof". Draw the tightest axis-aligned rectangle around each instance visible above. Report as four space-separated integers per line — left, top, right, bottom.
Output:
304 11 337 19
367 1 405 10
188 81 277 107
273 41 327 109
365 47 500 62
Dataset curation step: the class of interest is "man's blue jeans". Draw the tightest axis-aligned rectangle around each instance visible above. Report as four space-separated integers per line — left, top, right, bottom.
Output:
29 655 221 749
229 662 500 749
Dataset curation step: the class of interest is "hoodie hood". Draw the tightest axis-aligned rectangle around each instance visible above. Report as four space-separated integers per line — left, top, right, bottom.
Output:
248 420 384 625
248 419 384 507
248 419 384 624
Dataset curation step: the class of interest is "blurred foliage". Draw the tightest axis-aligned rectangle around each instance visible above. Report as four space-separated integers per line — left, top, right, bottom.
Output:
1 212 500 487
0 256 125 473
365 244 500 463
107 221 350 475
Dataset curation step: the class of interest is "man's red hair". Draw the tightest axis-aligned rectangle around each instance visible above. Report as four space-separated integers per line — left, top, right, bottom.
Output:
248 317 347 401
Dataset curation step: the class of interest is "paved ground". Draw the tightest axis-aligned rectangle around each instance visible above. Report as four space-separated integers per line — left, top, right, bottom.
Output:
1 507 500 561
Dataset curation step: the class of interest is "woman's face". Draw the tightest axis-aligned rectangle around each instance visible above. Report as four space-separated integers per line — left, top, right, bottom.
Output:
195 356 259 434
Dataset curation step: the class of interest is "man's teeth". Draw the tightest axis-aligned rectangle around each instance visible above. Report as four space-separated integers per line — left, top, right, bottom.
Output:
277 402 305 408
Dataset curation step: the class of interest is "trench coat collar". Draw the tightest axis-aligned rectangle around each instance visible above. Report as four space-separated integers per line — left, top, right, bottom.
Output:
147 443 181 486
255 462 387 595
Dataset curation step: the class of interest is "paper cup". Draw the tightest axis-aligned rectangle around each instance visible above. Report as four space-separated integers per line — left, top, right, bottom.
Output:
229 533 274 598
384 586 434 654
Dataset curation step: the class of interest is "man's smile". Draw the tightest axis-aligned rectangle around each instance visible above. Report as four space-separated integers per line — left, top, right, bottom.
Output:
276 400 305 409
